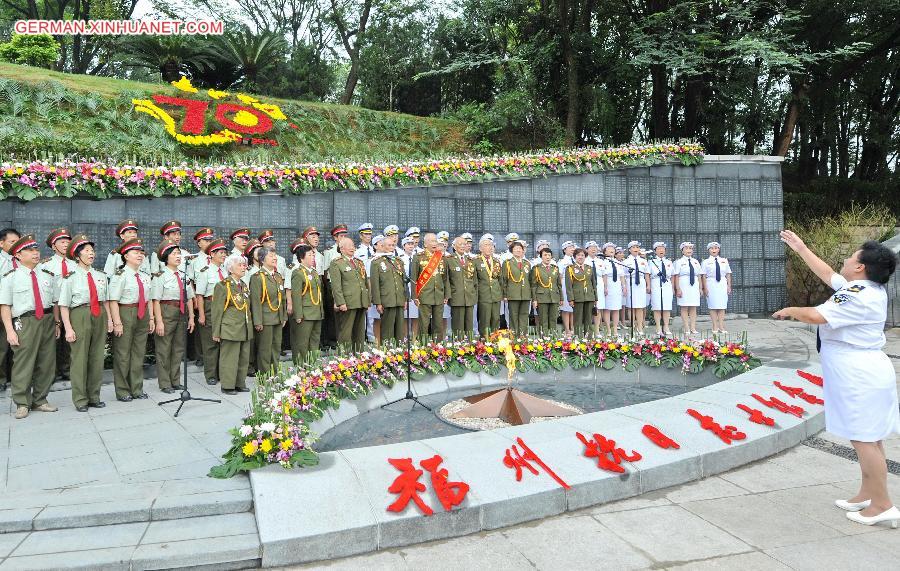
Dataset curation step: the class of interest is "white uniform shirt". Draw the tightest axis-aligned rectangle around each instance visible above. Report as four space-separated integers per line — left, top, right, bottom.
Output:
701 256 732 283
816 274 887 350
673 256 703 283
354 243 376 262
624 255 651 284
649 257 675 284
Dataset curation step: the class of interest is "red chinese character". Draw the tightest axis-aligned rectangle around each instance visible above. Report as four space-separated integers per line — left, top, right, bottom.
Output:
796 369 824 387
576 432 642 473
751 393 805 418
774 381 824 405
420 455 470 512
387 457 432 516
686 408 746 445
502 437 570 489
736 403 775 426
642 424 681 449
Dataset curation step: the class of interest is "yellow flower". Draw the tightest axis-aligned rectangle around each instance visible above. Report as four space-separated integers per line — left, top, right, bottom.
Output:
242 441 258 456
486 347 494 354
447 349 454 357
608 343 617 350
734 349 743 356
260 439 273 453
280 440 293 451
621 344 630 352
719 347 728 354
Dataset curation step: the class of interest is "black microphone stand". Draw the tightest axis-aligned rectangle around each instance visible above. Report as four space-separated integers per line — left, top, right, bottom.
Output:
382 258 430 412
159 258 220 417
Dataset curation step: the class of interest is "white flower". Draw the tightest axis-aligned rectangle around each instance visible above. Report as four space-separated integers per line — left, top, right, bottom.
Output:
260 422 276 433
284 375 300 387
239 425 253 437
270 398 280 409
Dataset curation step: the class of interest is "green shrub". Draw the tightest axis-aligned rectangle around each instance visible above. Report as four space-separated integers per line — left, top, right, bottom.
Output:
0 34 60 68
785 204 896 307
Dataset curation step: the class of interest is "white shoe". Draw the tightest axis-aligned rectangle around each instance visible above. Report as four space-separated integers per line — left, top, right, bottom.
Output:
846 506 900 528
835 498 871 511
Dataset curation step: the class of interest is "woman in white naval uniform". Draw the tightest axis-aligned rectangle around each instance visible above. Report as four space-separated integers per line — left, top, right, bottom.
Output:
601 243 624 337
557 241 576 335
649 241 674 337
585 241 607 336
775 231 899 528
623 241 651 336
673 242 704 336
702 241 732 334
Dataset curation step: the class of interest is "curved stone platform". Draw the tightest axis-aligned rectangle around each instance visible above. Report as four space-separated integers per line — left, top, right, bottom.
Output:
251 359 825 567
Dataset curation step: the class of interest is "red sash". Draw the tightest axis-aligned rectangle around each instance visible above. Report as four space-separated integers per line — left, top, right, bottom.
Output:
415 252 442 296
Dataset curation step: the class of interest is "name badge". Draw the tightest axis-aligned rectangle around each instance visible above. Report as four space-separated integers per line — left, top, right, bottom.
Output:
455 267 461 272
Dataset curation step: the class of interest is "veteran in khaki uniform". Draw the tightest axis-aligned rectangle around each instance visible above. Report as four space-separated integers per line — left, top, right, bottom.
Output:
369 235 407 344
287 241 324 364
149 220 185 273
151 240 195 393
249 244 288 375
194 238 228 386
212 254 253 394
531 246 563 334
105 219 150 275
411 233 450 341
40 227 72 381
501 240 533 335
108 239 152 401
564 248 598 336
328 236 370 350
59 235 111 412
446 236 477 338
474 234 503 337
0 236 58 419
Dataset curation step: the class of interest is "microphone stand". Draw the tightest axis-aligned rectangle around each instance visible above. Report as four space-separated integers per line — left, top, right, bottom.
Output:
382 258 431 412
159 262 220 417
647 253 667 338
608 258 636 340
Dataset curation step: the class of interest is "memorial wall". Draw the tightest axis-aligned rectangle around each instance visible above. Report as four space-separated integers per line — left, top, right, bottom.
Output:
1 156 785 313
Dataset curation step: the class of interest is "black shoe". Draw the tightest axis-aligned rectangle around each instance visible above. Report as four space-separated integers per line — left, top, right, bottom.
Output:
234 387 250 393
88 401 106 408
76 405 88 412
161 388 176 394
116 396 133 402
133 393 149 399
221 388 236 395
0 383 6 391
171 384 184 390
195 359 203 367
206 378 218 386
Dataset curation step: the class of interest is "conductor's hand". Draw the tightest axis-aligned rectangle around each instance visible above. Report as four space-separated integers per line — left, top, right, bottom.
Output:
779 230 806 253
772 308 793 320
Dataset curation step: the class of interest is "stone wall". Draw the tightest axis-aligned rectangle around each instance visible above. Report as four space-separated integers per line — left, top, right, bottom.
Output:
0 156 785 313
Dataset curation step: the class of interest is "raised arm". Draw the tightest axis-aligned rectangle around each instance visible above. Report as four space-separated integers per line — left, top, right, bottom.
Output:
780 230 837 287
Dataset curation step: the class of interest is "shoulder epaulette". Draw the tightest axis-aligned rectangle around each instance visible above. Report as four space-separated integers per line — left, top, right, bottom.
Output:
114 268 125 276
40 257 51 264
199 266 208 273
63 272 74 279
41 268 55 277
152 271 163 278
2 269 14 277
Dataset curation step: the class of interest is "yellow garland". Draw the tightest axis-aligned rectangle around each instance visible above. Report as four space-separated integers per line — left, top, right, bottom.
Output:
299 266 321 306
534 265 556 289
260 270 283 312
481 254 498 281
505 259 526 283
568 264 588 282
224 279 248 312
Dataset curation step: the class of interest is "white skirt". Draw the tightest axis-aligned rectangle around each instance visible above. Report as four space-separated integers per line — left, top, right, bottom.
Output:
605 279 623 311
706 278 729 310
625 278 648 308
678 280 701 307
367 305 380 319
405 300 419 319
821 343 900 441
443 303 451 319
650 280 674 311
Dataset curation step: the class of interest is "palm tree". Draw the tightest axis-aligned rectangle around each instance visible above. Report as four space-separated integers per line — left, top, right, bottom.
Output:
213 28 289 89
118 35 218 83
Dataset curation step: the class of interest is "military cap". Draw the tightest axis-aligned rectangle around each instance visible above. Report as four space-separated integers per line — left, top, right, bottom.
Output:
230 228 251 240
194 227 214 241
461 232 473 242
505 232 520 243
243 239 262 257
160 220 182 236
115 219 139 236
535 239 549 250
258 229 275 242
207 238 227 254
45 227 71 247
601 242 616 251
290 237 306 253
66 234 95 260
8 235 39 256
384 225 399 236
117 238 144 256
301 226 320 239
331 224 348 237
401 236 416 246
372 234 385 246
479 233 495 244
437 231 450 241
584 240 599 249
679 241 694 251
405 226 420 237
560 240 576 250
357 223 373 234
706 241 721 250
155 239 180 263
627 240 641 249
652 241 667 249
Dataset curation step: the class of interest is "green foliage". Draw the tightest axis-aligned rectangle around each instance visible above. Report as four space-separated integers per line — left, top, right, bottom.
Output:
0 34 60 68
785 204 896 307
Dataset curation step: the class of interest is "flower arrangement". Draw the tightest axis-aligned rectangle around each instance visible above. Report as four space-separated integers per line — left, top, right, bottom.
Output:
0 142 703 201
209 332 758 478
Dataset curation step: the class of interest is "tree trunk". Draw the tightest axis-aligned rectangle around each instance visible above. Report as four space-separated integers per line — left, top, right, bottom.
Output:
649 64 669 139
775 79 807 156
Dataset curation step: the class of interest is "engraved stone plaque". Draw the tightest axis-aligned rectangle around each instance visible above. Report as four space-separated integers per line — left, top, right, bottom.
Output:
650 178 673 204
397 195 427 230
482 200 507 234
557 178 583 203
742 259 765 286
740 233 764 259
509 201 534 233
762 207 783 232
651 206 675 233
761 180 782 206
763 234 785 258
627 177 651 204
674 206 697 232
14 200 71 226
695 179 716 204
582 175 603 203
429 197 453 231
297 193 332 230
333 193 366 228
673 178 695 205
368 193 398 230
716 179 740 205
582 204 605 234
455 199 482 232
259 195 296 227
740 208 763 232
721 233 742 255
605 176 626 202
606 205 629 233
739 180 762 204
72 198 125 223
533 203 558 232
558 204 583 233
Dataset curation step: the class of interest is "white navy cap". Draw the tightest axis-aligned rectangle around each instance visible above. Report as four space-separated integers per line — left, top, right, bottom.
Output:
706 241 721 250
461 232 473 242
561 240 576 250
480 233 495 243
627 240 641 248
652 241 666 249
383 225 399 236
584 240 599 249
505 232 520 242
357 223 373 234
679 241 694 250
372 234 385 245
402 236 416 246
535 239 549 249
615 246 625 253
601 242 616 250
437 231 450 241
405 227 420 237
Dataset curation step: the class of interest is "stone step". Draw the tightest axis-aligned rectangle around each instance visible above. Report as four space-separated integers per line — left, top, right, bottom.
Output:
0 477 252 534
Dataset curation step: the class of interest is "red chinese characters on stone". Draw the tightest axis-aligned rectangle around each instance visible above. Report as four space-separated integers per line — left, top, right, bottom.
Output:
774 381 824 405
796 369 824 387
641 424 681 449
502 437 571 489
736 404 775 426
576 432 642 473
386 455 469 516
752 393 805 418
686 408 746 445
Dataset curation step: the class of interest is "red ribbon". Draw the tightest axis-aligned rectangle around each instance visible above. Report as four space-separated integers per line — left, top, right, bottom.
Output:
30 270 44 319
136 273 146 319
87 272 101 317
